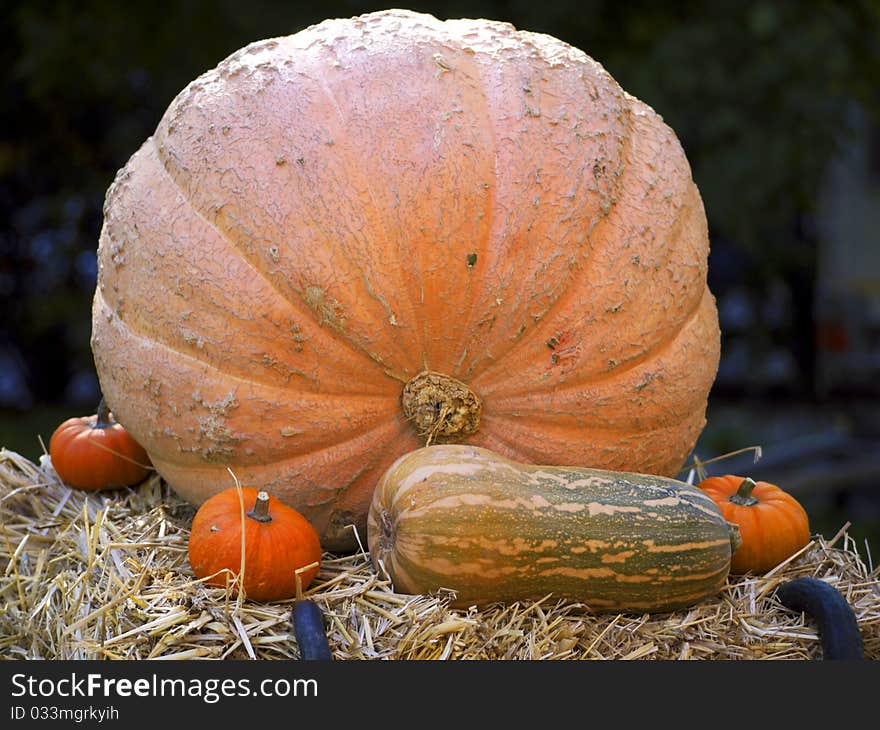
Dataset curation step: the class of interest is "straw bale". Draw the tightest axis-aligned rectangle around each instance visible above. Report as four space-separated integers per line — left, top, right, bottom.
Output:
1 447 878 660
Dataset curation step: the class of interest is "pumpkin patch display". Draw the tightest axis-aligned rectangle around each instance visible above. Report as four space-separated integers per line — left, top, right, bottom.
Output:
49 399 152 490
368 445 741 612
188 486 322 602
91 9 720 551
696 475 811 575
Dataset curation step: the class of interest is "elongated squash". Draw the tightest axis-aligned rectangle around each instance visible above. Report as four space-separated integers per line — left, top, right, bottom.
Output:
367 445 741 613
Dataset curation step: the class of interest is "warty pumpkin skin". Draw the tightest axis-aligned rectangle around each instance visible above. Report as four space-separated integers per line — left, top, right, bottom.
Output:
91 9 720 552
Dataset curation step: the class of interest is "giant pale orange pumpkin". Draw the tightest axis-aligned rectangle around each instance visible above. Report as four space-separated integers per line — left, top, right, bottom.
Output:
91 9 720 551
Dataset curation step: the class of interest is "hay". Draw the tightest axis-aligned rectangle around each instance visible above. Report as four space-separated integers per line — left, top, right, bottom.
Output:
1 447 878 660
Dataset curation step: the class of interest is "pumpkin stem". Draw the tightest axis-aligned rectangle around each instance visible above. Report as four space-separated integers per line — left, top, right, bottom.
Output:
95 398 112 429
729 477 760 507
247 490 273 523
401 370 482 445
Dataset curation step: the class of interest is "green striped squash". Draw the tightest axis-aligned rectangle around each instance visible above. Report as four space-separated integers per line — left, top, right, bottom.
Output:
367 444 740 613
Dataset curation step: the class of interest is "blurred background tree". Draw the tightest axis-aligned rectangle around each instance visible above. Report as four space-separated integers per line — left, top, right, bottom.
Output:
2 1 880 542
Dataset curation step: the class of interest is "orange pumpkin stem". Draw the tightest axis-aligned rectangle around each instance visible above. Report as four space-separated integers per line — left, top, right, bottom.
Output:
729 477 759 506
247 490 273 523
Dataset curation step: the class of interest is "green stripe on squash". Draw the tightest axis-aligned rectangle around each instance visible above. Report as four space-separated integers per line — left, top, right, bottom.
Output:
367 445 740 613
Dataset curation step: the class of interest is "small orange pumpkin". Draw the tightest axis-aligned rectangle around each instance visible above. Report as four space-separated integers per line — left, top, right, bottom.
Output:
49 398 152 490
696 474 811 575
188 486 322 602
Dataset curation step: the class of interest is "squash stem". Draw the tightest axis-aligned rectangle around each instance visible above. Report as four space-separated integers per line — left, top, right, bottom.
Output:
247 491 273 523
729 477 760 506
727 521 742 553
95 398 112 429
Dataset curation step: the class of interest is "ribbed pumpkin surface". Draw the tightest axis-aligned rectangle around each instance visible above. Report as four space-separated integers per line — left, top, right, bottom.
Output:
91 9 720 551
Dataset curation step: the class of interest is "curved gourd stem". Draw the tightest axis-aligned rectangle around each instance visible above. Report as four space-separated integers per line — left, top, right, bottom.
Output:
776 577 864 660
292 561 332 660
